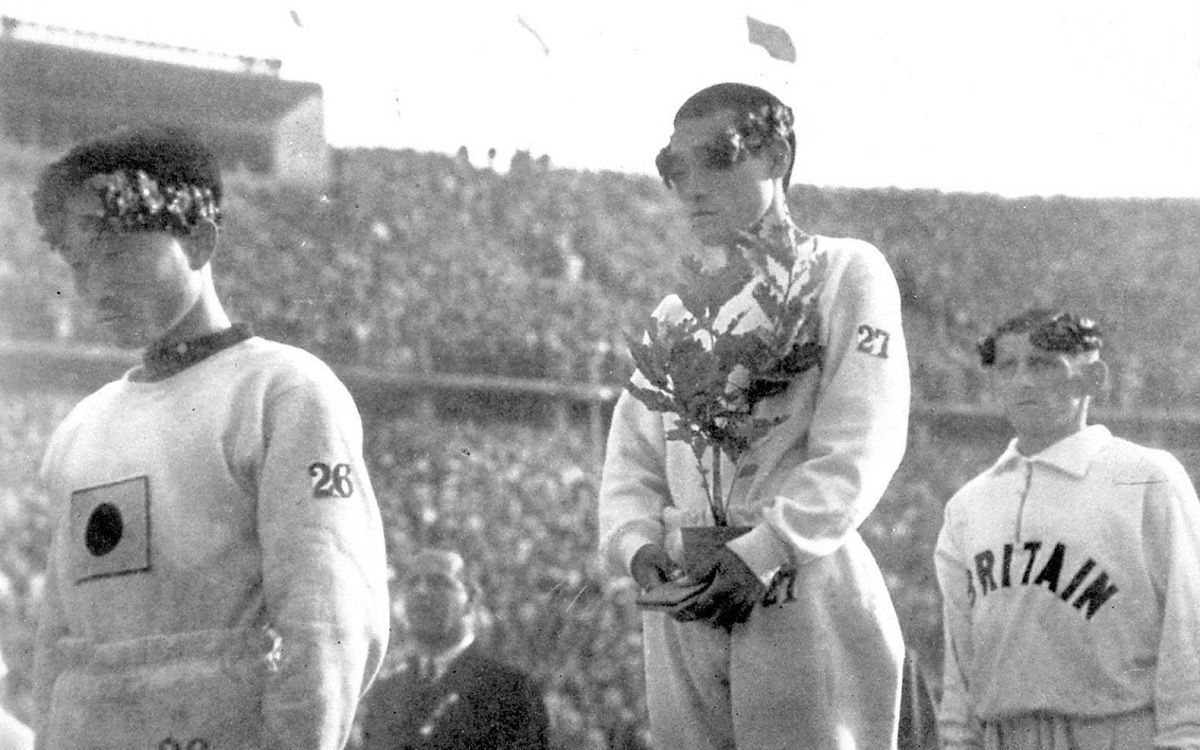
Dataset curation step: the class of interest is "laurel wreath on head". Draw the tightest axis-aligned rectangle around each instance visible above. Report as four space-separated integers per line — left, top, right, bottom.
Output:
41 169 220 251
656 102 796 185
91 169 220 235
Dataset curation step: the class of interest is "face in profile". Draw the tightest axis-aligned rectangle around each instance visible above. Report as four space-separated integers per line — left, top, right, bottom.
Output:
57 180 205 350
659 109 779 247
401 551 471 647
990 333 1097 452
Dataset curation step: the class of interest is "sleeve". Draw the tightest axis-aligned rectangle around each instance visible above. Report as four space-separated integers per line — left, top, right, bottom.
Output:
934 503 983 750
0 709 33 750
1143 456 1200 749
31 541 69 750
32 447 70 750
597 386 672 577
727 243 911 578
255 371 391 750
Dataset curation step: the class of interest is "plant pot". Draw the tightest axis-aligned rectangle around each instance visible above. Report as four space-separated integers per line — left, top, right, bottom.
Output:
680 525 753 578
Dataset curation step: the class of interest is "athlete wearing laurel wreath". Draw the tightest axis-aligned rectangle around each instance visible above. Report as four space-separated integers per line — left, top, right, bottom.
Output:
937 310 1200 750
30 127 390 749
598 83 912 749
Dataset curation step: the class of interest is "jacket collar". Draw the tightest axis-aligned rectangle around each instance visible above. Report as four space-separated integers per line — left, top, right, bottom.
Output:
991 424 1112 478
747 209 811 259
412 632 475 683
139 322 252 382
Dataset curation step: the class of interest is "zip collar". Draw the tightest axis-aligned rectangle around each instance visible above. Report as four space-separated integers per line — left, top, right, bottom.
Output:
990 424 1113 479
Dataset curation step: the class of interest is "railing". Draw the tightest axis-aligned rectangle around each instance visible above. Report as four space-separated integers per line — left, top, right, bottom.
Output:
6 339 1200 473
0 339 622 475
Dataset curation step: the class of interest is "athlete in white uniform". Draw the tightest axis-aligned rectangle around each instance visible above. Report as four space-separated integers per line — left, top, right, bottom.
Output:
599 83 910 750
936 309 1200 750
31 127 390 750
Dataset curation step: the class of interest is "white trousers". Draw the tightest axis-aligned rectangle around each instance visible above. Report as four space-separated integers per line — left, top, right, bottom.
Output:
40 628 273 750
641 533 905 750
983 710 1156 750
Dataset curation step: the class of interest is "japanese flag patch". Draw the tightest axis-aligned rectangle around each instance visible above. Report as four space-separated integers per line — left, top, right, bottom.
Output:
69 476 151 583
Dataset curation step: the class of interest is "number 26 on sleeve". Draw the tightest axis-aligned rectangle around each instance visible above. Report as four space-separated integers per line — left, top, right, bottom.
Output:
308 461 354 498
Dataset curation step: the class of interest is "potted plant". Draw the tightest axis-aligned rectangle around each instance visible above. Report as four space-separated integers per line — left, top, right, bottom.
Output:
625 224 825 577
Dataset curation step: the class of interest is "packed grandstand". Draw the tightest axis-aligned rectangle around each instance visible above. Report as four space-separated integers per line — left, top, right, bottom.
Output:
4 146 1200 747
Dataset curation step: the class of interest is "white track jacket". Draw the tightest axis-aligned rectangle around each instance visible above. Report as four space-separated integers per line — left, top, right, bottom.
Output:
36 337 390 750
599 227 910 586
936 425 1200 749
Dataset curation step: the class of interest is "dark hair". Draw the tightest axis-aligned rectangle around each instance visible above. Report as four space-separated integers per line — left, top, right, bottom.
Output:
656 82 797 189
396 548 482 601
33 125 223 251
977 308 1104 366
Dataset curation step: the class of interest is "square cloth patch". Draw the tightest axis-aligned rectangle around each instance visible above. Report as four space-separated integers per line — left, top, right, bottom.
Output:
69 476 151 583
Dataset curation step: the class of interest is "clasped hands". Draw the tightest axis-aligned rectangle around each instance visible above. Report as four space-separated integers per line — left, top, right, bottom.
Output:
632 543 767 629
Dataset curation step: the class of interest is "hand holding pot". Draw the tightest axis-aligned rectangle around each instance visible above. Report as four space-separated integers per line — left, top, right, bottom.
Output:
630 543 680 590
671 547 766 629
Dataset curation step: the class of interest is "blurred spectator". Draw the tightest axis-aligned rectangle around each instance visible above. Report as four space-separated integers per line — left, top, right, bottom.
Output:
360 549 549 750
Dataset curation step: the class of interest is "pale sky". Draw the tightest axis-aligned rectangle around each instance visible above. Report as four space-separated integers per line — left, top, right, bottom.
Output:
4 0 1200 198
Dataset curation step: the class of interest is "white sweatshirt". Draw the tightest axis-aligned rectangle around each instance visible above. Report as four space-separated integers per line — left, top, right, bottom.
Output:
36 337 390 750
598 226 910 586
936 425 1200 749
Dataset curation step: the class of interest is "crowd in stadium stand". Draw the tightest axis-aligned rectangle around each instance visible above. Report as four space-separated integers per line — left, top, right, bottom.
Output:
4 146 1200 746
8 146 1200 406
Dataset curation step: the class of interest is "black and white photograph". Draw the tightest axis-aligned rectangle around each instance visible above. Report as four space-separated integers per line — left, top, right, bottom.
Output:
1 1 1199 748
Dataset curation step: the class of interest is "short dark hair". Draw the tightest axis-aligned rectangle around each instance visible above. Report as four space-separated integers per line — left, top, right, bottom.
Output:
33 125 223 251
396 548 482 600
977 308 1104 366
656 82 797 189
